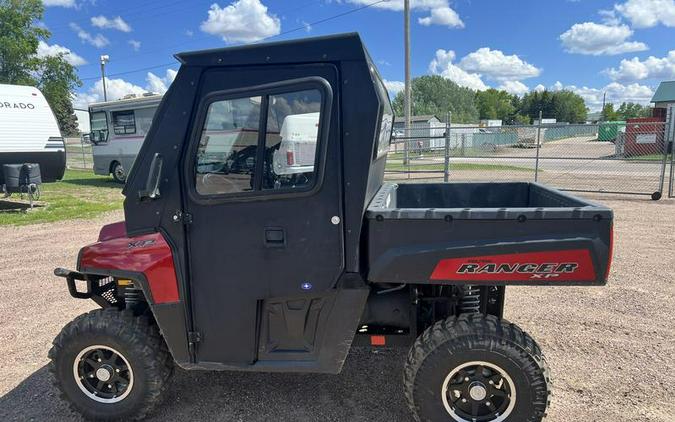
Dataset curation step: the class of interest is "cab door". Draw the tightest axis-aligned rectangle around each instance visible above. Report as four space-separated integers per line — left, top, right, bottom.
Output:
182 64 344 365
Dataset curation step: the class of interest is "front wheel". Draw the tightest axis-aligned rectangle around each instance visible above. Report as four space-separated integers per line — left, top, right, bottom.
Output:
49 308 174 421
111 162 126 183
404 314 550 422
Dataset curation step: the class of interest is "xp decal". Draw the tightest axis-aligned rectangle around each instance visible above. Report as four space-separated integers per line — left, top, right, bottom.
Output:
430 249 596 282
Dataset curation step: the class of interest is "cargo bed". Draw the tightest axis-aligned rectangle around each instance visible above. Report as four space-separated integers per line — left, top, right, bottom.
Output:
366 183 613 286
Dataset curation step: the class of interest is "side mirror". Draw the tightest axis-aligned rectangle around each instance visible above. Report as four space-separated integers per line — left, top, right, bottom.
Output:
138 153 163 200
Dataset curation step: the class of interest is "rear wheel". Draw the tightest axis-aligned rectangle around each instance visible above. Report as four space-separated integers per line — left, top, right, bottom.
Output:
404 314 550 422
49 308 173 421
111 161 126 183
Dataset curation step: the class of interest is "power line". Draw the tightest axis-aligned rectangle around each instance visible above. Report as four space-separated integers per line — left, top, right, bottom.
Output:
79 0 389 81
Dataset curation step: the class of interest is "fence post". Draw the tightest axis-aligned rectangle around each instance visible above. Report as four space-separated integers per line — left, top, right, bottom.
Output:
444 111 451 182
80 135 87 169
534 110 542 182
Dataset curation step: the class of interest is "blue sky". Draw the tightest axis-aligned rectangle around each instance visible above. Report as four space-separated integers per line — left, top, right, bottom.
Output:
39 0 675 111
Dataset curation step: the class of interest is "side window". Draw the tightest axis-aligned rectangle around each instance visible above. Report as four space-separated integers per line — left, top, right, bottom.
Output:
374 77 393 158
90 111 108 143
263 89 322 190
195 96 262 195
112 110 136 135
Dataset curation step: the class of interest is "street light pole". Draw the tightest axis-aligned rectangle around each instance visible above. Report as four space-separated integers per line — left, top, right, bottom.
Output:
403 0 411 165
100 55 110 102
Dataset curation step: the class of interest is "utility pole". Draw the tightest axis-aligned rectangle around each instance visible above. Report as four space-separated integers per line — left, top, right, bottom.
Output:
100 55 110 102
403 0 411 165
601 91 606 121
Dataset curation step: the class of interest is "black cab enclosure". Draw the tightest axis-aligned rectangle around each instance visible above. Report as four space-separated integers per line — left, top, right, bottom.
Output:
52 33 612 422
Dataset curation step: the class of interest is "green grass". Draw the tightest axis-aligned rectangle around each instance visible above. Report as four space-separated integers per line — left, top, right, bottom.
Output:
626 154 672 161
0 169 123 226
385 161 535 172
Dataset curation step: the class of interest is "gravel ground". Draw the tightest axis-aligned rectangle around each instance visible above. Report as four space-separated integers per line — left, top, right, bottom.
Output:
0 195 674 421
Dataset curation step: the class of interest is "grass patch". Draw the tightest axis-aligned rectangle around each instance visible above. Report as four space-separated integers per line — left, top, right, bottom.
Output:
0 169 123 226
625 154 672 161
385 161 535 172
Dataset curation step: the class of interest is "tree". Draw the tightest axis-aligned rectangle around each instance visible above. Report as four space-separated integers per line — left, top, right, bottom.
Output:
392 75 479 123
37 55 81 136
0 0 47 85
475 89 516 122
0 0 81 135
519 90 588 123
601 103 620 121
616 102 651 120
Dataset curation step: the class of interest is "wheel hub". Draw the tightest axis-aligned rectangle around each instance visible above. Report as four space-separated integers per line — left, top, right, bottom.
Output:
441 361 516 422
95 365 113 382
469 382 488 401
73 345 134 404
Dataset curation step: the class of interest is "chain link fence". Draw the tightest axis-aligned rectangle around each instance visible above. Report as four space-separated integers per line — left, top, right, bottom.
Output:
65 136 93 170
388 119 673 200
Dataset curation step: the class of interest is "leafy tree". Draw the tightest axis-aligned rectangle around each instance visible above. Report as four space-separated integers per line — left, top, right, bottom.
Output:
519 90 587 123
37 55 81 136
0 0 81 135
616 102 651 120
475 89 516 122
601 103 620 121
392 75 479 123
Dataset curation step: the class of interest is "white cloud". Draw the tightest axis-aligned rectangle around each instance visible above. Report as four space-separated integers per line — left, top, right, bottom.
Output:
73 70 178 109
200 0 281 43
347 0 464 28
458 48 541 81
614 0 675 28
383 79 405 96
70 23 110 48
559 22 648 55
146 69 178 94
43 0 76 7
418 6 464 28
544 81 654 111
128 40 142 52
429 49 488 91
533 84 546 92
91 15 132 33
606 50 675 81
497 80 529 96
36 40 87 66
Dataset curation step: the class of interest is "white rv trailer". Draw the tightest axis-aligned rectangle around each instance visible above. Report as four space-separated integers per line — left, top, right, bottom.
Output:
0 84 65 184
88 94 162 182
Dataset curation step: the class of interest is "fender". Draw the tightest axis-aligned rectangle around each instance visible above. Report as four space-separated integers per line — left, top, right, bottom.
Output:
73 221 189 364
78 222 179 304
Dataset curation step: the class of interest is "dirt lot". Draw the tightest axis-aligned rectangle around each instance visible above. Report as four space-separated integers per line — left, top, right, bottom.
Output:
0 195 673 421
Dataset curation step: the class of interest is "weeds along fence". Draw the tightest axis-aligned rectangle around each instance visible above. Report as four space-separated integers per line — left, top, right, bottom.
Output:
388 120 673 200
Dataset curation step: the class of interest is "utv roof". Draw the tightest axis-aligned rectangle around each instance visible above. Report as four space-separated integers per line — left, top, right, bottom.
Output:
175 33 370 67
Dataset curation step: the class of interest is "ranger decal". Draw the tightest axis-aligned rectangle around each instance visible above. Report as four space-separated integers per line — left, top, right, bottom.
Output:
430 249 596 282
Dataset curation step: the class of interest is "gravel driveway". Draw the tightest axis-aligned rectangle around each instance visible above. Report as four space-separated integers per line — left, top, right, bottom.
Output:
1 195 673 421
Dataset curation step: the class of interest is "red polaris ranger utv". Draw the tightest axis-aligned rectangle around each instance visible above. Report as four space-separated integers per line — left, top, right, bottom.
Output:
51 34 613 422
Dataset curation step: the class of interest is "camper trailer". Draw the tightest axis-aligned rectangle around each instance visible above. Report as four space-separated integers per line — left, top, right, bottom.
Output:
0 84 65 185
88 94 161 182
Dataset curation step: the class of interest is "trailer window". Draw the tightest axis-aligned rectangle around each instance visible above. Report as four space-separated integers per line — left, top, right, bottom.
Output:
195 96 262 195
263 89 322 191
90 111 108 143
112 110 136 135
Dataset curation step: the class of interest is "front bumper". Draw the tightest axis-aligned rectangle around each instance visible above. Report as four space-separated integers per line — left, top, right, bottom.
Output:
54 267 93 299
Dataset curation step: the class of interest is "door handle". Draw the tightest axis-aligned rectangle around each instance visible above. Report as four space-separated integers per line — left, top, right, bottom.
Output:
264 228 285 248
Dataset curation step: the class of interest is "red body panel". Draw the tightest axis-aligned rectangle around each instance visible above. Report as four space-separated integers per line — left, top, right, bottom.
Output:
430 249 596 282
98 221 126 241
80 229 180 304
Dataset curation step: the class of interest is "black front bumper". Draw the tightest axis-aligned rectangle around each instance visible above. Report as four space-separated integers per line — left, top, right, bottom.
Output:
54 267 94 299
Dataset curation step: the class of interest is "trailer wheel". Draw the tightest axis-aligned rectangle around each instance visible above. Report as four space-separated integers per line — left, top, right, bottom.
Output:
111 161 126 183
404 314 550 422
49 308 174 421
